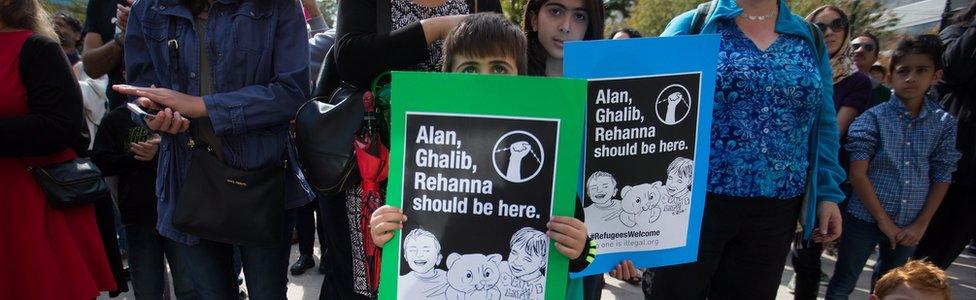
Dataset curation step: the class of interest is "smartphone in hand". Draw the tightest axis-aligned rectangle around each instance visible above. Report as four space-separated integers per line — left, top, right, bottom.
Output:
126 102 158 120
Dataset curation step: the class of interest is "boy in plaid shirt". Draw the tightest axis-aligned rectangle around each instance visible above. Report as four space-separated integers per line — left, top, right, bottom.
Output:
825 35 962 299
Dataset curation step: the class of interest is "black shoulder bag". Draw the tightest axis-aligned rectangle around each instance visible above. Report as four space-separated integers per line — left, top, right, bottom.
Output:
166 16 285 246
22 157 109 209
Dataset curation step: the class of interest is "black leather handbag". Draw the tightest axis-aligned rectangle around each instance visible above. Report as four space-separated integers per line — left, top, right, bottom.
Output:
24 157 109 209
172 140 285 246
293 71 366 197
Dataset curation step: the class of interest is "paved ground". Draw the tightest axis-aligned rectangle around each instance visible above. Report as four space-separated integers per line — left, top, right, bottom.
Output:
99 242 976 299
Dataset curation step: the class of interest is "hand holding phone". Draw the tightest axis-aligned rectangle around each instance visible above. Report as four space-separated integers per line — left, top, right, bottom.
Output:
127 102 157 120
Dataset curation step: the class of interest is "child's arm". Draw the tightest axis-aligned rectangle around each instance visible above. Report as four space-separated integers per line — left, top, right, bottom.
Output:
896 183 949 246
849 161 900 249
369 205 407 248
846 112 900 249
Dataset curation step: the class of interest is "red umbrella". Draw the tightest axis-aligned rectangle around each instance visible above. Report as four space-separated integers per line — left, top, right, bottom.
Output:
356 91 389 292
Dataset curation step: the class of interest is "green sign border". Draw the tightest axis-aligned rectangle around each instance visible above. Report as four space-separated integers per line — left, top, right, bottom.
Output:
379 71 586 300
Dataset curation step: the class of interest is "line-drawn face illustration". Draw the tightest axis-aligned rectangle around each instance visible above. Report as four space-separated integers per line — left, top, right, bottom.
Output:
665 157 693 197
621 182 662 214
666 172 690 195
446 253 503 294
508 248 545 278
586 172 617 205
404 231 442 274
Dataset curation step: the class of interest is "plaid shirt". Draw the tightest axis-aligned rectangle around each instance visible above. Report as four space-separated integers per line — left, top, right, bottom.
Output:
845 96 961 226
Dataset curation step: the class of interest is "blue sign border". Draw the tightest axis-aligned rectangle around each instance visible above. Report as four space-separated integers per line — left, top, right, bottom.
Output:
564 35 720 277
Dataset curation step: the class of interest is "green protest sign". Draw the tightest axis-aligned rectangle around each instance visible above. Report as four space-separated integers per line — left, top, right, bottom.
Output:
379 72 585 300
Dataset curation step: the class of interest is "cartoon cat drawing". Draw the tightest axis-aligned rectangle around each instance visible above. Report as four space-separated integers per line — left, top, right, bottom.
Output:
617 182 664 227
445 253 503 300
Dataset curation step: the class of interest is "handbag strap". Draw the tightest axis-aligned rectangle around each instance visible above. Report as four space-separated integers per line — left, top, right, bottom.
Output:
168 14 224 159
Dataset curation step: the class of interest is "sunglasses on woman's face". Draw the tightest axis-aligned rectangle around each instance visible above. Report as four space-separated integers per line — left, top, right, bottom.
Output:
815 18 849 33
851 42 876 52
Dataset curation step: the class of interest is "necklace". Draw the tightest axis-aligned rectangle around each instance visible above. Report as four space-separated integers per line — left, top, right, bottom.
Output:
742 11 775 21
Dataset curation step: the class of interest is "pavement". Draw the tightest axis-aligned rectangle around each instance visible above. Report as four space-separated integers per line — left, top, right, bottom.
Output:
99 242 976 300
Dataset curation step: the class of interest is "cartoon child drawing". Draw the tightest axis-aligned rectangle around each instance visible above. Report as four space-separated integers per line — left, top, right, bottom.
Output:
398 229 448 299
444 253 503 300
584 171 621 221
665 157 693 209
610 182 664 227
498 227 548 300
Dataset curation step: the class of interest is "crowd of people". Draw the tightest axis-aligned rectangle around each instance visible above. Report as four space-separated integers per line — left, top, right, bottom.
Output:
1 0 975 298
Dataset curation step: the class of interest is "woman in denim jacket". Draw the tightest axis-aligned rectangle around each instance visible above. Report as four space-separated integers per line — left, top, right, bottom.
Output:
115 0 310 297
643 0 846 298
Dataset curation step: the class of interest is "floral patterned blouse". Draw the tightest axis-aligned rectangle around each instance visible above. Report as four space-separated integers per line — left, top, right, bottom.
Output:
707 19 824 199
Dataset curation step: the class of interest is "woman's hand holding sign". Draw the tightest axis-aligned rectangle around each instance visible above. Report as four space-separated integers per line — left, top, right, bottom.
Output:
370 205 407 248
547 216 587 260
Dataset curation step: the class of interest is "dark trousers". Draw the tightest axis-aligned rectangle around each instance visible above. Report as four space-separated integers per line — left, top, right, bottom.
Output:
788 183 851 300
318 192 372 300
94 196 128 293
825 213 916 299
649 193 801 300
126 225 198 300
295 200 326 258
790 239 824 300
177 209 294 300
913 185 976 269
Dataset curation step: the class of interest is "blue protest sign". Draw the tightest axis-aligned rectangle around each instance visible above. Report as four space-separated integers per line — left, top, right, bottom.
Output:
564 35 720 277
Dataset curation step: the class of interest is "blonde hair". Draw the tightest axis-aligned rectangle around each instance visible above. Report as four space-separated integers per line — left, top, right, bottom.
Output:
1 0 57 40
874 260 950 300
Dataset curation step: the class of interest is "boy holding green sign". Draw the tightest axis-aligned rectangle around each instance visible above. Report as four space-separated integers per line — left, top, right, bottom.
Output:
369 13 595 299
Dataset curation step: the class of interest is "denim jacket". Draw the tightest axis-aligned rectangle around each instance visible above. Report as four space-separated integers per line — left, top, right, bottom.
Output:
660 0 846 205
124 0 311 245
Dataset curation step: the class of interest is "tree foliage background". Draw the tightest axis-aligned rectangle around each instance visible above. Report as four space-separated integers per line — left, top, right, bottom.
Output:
626 0 900 41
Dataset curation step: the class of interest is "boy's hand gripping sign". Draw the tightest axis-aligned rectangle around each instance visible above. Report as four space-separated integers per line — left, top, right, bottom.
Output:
379 72 585 300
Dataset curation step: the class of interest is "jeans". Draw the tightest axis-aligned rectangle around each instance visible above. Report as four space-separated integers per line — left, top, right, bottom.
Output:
825 213 916 300
126 225 197 300
649 193 801 300
177 209 294 300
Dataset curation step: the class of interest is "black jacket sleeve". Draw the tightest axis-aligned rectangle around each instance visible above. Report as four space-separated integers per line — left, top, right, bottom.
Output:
941 22 976 92
92 108 152 176
334 0 431 86
333 0 502 86
0 35 85 157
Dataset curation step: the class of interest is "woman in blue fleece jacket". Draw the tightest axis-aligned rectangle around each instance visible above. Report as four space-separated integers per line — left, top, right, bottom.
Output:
643 0 846 298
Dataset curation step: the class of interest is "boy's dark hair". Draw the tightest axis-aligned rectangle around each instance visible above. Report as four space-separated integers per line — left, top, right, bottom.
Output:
442 13 528 75
889 34 944 71
856 32 881 55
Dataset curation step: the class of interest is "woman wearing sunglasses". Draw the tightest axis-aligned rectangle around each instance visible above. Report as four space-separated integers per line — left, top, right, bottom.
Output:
784 5 873 300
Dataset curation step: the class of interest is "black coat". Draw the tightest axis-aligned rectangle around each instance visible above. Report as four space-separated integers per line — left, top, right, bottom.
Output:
939 21 976 187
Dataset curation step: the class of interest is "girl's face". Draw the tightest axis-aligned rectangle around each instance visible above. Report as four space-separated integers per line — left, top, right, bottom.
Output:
531 0 589 60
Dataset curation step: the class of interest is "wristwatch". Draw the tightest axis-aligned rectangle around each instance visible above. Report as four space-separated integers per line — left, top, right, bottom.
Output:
114 32 124 47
